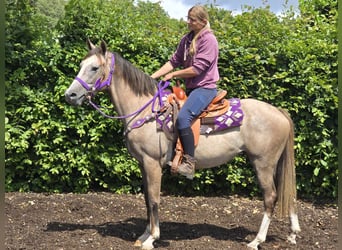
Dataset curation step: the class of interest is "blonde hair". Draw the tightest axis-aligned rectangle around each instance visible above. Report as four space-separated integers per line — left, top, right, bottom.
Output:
188 5 211 56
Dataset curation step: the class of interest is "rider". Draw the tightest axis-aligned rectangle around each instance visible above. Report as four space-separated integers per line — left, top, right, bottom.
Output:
151 5 219 179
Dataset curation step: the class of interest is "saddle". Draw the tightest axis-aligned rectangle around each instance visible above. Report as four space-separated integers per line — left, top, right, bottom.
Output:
167 86 229 174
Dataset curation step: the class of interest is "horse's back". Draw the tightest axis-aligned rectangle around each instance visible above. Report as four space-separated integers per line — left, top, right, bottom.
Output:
240 98 292 155
240 98 291 130
195 98 291 168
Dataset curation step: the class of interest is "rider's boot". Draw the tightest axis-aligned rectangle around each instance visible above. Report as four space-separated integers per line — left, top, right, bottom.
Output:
177 127 196 179
177 154 196 180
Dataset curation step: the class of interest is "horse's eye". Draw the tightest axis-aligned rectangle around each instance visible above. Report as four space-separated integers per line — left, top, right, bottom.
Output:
91 66 99 71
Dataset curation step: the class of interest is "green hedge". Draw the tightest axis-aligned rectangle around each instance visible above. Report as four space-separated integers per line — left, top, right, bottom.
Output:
5 0 337 199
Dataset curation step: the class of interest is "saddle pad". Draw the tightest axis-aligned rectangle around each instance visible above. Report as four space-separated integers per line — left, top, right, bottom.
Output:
156 97 244 136
200 98 244 134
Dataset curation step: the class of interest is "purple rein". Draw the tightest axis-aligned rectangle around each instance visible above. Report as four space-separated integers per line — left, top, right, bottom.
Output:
74 53 170 126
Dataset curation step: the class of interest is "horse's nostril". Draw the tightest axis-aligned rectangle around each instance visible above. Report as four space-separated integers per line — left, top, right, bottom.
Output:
65 91 77 99
65 90 83 105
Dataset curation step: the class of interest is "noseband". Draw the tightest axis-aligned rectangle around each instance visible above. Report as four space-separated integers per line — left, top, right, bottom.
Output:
75 53 115 93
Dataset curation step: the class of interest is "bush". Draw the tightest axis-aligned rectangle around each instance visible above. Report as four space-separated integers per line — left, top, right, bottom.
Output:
5 0 337 199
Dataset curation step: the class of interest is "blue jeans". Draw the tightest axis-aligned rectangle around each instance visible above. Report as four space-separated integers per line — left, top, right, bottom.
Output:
176 88 217 130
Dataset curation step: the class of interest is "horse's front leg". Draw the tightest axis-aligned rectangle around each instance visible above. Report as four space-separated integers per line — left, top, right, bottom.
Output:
134 160 162 250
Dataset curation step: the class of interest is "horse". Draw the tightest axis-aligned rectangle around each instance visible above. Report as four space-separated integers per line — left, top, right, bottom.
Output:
65 40 301 250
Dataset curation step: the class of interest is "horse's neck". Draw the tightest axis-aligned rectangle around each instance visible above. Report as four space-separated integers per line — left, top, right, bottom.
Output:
108 79 154 121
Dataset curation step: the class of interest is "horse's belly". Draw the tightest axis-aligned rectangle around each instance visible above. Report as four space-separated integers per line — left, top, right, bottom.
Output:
195 131 243 169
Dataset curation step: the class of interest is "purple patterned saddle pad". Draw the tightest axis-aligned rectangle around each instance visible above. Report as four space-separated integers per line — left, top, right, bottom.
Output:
200 98 244 134
156 97 244 136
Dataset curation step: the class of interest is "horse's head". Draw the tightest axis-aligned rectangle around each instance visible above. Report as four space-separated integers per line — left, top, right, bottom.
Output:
65 39 113 106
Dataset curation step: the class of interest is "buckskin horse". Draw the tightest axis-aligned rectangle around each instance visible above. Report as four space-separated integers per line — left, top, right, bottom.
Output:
65 40 300 249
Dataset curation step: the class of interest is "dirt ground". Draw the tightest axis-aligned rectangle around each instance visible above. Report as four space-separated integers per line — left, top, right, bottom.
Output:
5 192 337 249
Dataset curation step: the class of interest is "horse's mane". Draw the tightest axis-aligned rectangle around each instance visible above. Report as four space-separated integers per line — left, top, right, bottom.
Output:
83 48 157 96
84 48 157 96
112 52 157 96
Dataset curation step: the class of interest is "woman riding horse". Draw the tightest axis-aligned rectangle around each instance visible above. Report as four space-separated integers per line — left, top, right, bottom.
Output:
151 5 219 180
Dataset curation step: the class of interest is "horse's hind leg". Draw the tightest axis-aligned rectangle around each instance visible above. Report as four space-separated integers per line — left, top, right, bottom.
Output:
134 160 162 250
287 205 301 244
247 160 278 250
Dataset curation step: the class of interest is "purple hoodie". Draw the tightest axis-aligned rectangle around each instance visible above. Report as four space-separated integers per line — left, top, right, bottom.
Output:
169 29 219 90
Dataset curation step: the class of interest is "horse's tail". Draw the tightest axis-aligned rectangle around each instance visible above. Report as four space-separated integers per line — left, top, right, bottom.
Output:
276 108 297 218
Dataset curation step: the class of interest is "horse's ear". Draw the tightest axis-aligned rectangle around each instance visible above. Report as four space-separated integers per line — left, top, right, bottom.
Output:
86 38 96 50
100 40 107 56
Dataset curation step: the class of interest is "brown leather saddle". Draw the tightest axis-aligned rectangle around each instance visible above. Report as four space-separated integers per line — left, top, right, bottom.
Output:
168 86 229 174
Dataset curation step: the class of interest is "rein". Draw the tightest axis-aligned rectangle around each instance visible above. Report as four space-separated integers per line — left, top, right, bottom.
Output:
75 53 171 129
88 80 170 120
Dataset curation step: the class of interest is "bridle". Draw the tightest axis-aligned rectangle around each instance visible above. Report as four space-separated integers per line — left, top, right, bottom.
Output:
75 53 115 93
74 52 171 131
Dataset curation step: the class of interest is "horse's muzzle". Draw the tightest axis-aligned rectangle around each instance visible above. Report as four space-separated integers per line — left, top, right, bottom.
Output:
65 90 84 106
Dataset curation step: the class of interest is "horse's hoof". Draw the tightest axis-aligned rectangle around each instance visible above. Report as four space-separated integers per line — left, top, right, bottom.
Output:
287 234 297 244
142 245 154 250
134 240 142 247
247 242 258 250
